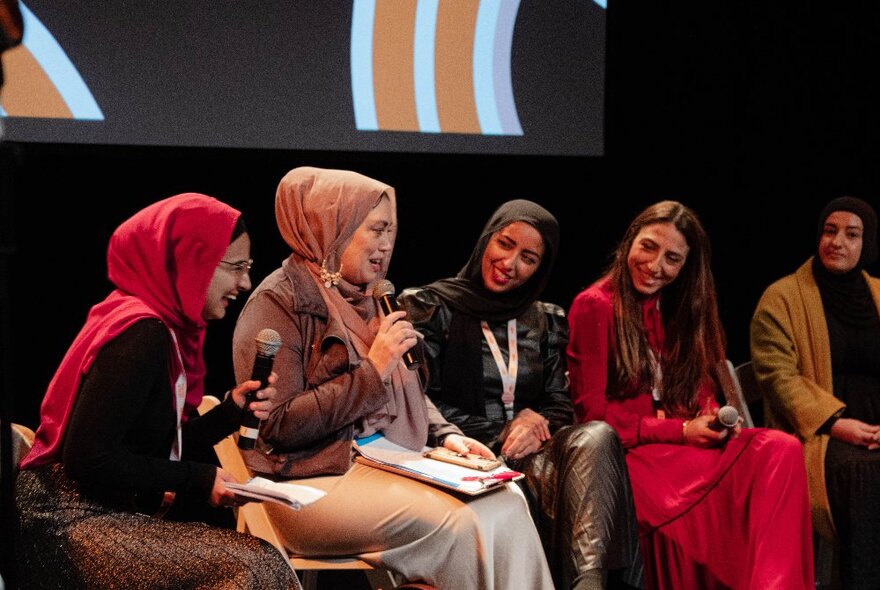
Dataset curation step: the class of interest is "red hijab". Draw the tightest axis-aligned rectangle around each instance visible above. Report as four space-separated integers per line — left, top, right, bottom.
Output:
22 193 240 469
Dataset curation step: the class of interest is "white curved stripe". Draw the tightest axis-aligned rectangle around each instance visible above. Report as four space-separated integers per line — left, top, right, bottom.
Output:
351 0 378 131
414 0 440 133
473 0 503 135
493 0 522 135
19 3 103 119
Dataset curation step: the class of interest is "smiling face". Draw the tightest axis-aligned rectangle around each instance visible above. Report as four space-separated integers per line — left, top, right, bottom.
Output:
818 210 864 274
339 196 395 288
202 232 252 321
626 222 689 296
480 221 545 293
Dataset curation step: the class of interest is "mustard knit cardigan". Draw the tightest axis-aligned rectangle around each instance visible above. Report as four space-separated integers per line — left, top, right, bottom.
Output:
750 258 880 541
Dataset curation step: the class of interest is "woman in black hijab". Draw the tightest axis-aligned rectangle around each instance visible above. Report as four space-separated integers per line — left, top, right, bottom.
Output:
752 196 880 589
401 200 641 590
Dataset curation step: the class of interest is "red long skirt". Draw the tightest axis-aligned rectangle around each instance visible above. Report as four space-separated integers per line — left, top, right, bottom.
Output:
626 429 814 590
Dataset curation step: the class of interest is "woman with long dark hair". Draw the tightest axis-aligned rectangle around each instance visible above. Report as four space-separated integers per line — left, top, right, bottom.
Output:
567 200 814 589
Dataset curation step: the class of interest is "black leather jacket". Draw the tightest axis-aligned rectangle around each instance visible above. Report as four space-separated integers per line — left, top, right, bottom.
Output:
399 287 575 453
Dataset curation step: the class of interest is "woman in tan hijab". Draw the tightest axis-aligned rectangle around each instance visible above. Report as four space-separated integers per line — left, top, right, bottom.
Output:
232 166 554 589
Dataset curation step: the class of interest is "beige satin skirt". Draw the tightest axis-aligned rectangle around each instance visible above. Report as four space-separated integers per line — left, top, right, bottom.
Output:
267 461 554 590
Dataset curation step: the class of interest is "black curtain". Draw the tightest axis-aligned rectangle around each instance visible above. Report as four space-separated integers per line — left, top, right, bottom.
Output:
1 2 24 587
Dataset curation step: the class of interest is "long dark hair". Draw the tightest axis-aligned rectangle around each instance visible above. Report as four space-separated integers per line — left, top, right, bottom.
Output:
609 201 726 415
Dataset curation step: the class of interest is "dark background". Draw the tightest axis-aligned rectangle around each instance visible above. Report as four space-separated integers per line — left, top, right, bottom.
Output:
4 2 880 429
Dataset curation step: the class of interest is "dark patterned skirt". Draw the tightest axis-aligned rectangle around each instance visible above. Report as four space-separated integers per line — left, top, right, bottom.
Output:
15 464 301 590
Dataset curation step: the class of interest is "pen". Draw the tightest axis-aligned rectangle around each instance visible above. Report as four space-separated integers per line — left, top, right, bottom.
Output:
461 470 521 482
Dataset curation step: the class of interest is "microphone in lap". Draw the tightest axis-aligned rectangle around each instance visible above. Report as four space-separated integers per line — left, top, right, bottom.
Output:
372 279 420 370
238 328 282 450
708 405 740 433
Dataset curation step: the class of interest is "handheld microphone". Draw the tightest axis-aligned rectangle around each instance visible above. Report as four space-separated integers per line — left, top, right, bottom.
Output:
238 328 282 450
372 279 420 370
708 405 740 433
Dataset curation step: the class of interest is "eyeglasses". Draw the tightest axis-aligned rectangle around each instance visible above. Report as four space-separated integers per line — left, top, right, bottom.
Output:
219 258 253 275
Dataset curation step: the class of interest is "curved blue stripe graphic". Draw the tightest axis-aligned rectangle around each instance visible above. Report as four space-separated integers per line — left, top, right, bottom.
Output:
594 0 607 9
351 0 527 136
413 0 440 133
19 3 103 120
351 0 378 131
473 0 503 135
493 0 521 135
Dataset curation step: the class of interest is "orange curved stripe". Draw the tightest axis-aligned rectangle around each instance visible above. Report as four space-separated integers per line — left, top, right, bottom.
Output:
0 45 72 118
435 0 480 134
373 0 418 131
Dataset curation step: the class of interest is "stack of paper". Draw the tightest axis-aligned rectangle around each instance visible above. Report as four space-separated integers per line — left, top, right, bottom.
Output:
225 477 326 510
353 434 522 495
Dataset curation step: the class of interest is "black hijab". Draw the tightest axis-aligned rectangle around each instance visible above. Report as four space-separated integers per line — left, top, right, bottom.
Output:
425 199 560 322
423 199 560 416
813 196 880 327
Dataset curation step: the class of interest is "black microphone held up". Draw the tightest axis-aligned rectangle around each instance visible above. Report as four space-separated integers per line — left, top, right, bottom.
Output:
707 405 740 433
238 328 282 450
372 279 420 370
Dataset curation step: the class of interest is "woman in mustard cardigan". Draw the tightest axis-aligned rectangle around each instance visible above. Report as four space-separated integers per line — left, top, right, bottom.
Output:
751 196 880 590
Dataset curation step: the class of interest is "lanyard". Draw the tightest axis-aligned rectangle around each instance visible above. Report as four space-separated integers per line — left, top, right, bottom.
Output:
481 319 518 421
167 328 187 461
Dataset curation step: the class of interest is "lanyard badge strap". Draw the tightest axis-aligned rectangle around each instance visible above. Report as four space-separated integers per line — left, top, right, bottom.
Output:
481 319 518 421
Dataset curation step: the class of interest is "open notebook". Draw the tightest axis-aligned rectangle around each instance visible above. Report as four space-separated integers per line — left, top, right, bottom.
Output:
353 434 523 496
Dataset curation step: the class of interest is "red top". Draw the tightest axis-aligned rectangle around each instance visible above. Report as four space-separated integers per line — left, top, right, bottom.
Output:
566 276 718 448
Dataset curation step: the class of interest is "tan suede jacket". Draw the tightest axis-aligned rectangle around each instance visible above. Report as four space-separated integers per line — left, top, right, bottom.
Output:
232 257 459 479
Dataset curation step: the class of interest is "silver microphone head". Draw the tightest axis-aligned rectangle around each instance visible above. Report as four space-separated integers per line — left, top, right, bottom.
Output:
372 279 395 299
255 328 282 357
717 405 740 428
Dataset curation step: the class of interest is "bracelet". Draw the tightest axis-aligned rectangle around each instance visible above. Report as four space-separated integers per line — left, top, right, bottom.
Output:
682 420 690 444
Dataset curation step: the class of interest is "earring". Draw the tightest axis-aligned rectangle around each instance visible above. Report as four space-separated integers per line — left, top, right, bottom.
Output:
319 258 343 288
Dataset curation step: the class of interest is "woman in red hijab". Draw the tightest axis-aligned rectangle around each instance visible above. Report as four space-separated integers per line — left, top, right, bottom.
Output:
16 194 300 589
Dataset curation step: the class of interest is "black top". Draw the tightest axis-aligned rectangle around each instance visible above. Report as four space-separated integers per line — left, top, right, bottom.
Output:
401 288 573 452
61 319 241 514
826 311 880 424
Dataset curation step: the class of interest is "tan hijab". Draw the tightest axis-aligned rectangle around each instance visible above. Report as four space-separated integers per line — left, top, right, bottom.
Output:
275 166 428 450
